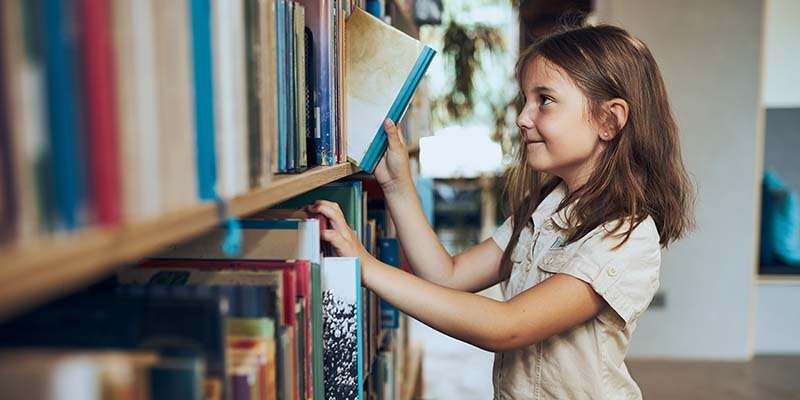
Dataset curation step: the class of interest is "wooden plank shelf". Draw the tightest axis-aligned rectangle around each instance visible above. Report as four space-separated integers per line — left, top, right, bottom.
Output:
0 163 358 321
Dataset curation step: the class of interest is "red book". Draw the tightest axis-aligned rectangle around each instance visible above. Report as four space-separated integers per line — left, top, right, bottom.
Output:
80 0 121 226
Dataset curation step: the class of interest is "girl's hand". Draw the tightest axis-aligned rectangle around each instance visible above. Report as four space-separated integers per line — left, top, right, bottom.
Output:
307 200 373 263
374 119 412 194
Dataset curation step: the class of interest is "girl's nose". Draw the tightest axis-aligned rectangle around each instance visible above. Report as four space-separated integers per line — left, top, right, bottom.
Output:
517 111 534 131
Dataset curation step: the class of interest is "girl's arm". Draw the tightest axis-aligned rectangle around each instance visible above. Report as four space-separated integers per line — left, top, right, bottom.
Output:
369 119 503 292
312 200 608 352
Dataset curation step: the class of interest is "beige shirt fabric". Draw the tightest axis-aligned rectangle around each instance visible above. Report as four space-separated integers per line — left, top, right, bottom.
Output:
491 182 662 400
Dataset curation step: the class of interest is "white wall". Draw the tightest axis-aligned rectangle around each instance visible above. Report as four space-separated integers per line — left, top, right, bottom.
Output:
755 282 800 354
763 0 800 108
594 0 764 359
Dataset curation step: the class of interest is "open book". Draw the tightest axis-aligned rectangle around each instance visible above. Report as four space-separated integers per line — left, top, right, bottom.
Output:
345 8 435 173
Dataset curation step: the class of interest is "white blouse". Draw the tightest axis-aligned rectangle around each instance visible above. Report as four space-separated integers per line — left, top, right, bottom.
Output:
491 182 661 400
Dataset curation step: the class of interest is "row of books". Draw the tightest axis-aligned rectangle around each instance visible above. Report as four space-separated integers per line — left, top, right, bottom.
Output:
0 180 415 400
0 0 435 246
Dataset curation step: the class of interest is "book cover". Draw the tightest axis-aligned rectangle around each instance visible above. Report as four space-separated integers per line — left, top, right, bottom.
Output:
1 0 49 241
285 0 296 172
112 0 161 222
275 0 287 173
81 0 121 227
244 0 263 187
0 0 16 244
259 0 277 182
294 4 308 171
378 238 401 328
321 256 363 400
344 8 435 173
189 0 218 201
213 0 249 198
152 0 198 212
304 27 319 167
42 0 88 231
298 0 334 166
276 181 364 240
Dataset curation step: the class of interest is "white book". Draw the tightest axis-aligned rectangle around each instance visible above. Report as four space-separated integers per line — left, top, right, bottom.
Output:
112 0 161 221
213 0 249 198
321 256 363 400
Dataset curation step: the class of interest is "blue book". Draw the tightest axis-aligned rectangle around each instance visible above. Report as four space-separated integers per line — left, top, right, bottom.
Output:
297 0 334 166
42 0 86 231
276 0 287 172
188 0 218 200
344 8 435 173
286 0 296 171
377 238 401 329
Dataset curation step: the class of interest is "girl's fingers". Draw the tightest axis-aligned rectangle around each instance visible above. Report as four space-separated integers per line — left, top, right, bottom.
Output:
311 200 351 238
384 119 406 151
321 229 348 256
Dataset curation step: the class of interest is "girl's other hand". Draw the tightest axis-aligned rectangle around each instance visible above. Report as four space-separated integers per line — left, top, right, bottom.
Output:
307 200 373 262
374 119 412 194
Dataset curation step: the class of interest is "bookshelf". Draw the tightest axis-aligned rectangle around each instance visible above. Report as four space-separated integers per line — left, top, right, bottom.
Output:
0 164 357 321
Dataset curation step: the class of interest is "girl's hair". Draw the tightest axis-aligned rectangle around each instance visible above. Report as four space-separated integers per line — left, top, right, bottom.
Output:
499 22 694 281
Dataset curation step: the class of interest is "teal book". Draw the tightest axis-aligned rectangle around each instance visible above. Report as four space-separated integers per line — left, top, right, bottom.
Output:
276 181 363 240
344 8 435 173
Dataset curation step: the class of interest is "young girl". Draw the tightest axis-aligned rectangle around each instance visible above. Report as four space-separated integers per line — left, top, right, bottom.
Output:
310 22 693 399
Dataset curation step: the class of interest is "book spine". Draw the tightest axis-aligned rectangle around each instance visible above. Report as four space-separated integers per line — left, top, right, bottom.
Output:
188 0 218 201
42 0 87 231
285 1 296 172
259 0 277 184
81 0 121 227
0 0 17 244
295 4 307 171
245 0 263 187
113 0 161 221
275 0 287 173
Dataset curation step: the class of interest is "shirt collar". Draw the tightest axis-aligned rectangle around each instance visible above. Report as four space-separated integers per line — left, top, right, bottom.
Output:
530 181 571 229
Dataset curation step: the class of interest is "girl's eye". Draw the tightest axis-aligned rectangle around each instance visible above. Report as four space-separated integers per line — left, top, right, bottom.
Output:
540 95 553 107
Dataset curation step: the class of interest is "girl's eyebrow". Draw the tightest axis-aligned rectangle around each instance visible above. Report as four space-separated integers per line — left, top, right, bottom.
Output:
532 85 555 93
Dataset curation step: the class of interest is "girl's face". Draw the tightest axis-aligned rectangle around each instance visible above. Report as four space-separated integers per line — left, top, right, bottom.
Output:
517 56 606 189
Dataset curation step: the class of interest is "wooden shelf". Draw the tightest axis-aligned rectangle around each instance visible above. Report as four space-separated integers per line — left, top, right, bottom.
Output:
0 163 358 321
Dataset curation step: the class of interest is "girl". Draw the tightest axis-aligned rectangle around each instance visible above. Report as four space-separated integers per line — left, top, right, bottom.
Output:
310 22 693 399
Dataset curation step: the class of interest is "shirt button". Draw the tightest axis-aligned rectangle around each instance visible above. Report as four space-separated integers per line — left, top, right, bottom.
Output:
607 266 618 277
544 220 555 231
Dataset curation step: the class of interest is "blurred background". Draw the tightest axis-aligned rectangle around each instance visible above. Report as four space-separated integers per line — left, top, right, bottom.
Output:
408 0 800 398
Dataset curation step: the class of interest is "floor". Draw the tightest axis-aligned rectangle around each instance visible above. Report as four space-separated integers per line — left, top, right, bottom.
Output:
410 288 800 400
629 356 800 400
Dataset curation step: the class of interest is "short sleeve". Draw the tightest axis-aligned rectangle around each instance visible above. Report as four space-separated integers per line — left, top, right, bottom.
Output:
491 217 513 251
558 217 662 330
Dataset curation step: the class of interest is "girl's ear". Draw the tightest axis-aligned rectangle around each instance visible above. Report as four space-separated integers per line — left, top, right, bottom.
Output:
599 98 629 141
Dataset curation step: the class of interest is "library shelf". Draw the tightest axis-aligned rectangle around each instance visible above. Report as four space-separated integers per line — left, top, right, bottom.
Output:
0 163 358 321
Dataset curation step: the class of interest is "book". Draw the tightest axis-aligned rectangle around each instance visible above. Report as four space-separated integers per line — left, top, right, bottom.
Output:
189 0 219 201
344 8 435 173
0 0 15 245
152 0 198 212
276 181 364 240
80 0 121 227
298 0 335 166
1 0 49 241
0 290 228 400
213 0 249 198
321 256 363 400
42 0 88 231
294 3 308 171
245 0 264 187
259 0 277 182
112 0 161 222
378 238 401 329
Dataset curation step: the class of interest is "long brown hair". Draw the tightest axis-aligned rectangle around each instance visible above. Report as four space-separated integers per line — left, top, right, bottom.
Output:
499 22 694 280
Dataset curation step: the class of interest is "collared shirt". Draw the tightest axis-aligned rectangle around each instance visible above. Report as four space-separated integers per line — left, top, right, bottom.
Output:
491 182 661 400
